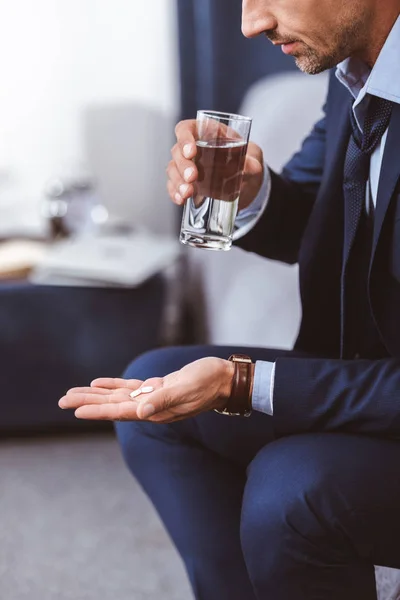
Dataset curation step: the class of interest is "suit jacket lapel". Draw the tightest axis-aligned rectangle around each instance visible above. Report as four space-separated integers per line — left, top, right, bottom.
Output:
299 90 351 286
331 96 354 357
325 98 352 184
372 102 400 260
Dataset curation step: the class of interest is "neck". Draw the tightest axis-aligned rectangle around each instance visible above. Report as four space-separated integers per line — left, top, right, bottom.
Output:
356 8 399 67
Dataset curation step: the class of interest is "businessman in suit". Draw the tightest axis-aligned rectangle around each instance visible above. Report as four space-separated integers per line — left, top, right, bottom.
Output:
60 0 400 598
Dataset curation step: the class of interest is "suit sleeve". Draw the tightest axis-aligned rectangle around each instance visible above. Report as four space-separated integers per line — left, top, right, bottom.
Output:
236 102 328 264
272 357 400 439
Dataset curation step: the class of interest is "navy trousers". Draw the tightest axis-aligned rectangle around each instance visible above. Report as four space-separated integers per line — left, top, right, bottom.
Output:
115 346 400 600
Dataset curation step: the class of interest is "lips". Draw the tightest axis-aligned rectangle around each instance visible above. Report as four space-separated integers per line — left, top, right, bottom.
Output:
269 37 300 55
272 40 296 47
281 41 299 55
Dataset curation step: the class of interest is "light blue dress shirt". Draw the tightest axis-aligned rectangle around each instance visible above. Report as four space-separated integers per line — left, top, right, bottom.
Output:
234 15 400 415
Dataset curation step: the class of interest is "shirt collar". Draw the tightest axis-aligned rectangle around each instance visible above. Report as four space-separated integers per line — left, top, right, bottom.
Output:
367 14 400 104
335 15 400 129
336 57 370 100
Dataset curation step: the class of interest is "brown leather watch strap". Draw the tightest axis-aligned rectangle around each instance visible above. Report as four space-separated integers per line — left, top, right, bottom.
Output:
215 354 253 417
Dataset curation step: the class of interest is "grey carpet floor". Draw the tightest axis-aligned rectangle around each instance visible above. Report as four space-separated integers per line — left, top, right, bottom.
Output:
0 433 192 600
2 433 400 600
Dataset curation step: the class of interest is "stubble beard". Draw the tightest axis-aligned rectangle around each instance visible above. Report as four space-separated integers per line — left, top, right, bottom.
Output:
293 14 369 75
294 45 341 75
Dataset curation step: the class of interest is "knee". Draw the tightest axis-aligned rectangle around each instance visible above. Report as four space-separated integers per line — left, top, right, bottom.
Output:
115 419 151 474
115 415 178 484
123 346 187 380
123 345 211 381
117 349 174 471
241 435 344 568
118 346 206 475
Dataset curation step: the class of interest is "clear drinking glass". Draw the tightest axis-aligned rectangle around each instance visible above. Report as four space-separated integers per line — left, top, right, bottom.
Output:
180 110 252 251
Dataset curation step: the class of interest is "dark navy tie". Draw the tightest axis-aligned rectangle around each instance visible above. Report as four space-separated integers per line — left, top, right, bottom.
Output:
343 95 393 248
341 95 393 358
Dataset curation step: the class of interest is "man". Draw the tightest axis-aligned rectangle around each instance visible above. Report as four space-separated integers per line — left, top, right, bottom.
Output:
60 1 400 598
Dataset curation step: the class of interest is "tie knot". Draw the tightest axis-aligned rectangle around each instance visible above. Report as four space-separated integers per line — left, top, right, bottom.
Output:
350 95 393 155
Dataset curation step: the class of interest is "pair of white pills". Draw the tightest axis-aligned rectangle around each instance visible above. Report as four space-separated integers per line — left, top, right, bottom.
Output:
130 386 154 400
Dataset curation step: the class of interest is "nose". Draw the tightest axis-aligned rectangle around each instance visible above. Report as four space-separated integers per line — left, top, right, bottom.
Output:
242 0 277 38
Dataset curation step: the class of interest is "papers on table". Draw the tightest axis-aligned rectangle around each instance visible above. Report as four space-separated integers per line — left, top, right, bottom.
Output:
29 232 181 288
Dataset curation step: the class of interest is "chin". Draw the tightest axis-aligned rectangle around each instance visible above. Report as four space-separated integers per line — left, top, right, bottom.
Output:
295 54 334 75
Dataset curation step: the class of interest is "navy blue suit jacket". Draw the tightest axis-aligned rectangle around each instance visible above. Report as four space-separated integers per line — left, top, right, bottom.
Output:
238 72 400 438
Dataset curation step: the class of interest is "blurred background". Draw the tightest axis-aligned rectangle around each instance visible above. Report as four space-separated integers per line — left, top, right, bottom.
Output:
0 0 178 233
2 1 395 599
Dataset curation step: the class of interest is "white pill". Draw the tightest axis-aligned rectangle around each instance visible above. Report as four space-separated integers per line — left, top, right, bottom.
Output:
130 386 154 400
141 386 154 394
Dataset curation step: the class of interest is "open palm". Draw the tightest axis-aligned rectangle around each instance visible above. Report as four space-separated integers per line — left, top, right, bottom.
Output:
59 357 234 423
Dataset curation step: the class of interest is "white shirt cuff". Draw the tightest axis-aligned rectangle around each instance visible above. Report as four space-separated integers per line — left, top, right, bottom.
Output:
252 360 275 416
233 164 271 241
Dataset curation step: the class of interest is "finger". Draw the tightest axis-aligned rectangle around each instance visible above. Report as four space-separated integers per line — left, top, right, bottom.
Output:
135 387 176 419
243 154 264 178
167 180 184 206
175 120 198 159
247 141 263 162
75 401 140 421
66 386 114 396
132 377 164 401
90 377 163 396
65 387 106 396
108 377 163 403
167 163 194 203
59 391 131 409
171 144 198 185
90 378 143 389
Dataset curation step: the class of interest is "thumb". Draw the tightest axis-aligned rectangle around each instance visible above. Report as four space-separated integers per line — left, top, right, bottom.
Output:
136 387 171 419
246 141 263 167
244 154 264 178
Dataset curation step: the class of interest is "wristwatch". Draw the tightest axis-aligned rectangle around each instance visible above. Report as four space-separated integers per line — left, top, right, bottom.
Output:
214 354 253 417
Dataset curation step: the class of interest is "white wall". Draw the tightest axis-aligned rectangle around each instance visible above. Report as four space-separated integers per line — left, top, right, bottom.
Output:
0 0 179 233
